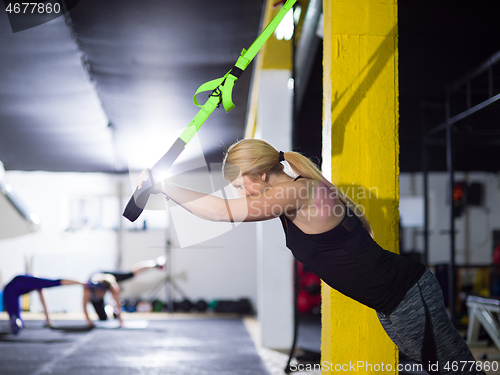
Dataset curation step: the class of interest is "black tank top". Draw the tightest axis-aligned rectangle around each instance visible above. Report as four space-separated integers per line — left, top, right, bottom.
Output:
280 179 425 315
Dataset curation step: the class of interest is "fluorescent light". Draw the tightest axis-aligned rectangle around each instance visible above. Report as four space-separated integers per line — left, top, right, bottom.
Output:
274 6 302 41
274 8 294 41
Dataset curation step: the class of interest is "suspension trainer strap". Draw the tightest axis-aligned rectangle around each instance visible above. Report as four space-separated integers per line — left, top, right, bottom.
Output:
193 0 296 113
123 0 297 222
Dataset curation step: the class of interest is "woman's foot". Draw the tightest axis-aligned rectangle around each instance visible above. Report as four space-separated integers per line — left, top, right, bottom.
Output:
155 256 167 270
10 315 23 335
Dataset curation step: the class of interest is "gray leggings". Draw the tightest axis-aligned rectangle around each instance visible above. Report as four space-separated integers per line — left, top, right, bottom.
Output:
377 269 486 375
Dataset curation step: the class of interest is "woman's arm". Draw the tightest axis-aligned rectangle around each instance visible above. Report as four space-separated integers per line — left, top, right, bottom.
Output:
138 173 311 222
37 289 53 327
224 181 310 222
109 283 123 326
82 289 94 327
60 279 83 286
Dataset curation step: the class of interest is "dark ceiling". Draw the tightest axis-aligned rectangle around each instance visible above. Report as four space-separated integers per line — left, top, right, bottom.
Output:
0 0 263 173
0 0 499 174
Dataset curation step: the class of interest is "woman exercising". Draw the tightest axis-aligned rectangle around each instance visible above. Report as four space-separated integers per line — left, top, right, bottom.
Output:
137 138 484 375
2 275 83 335
83 257 165 327
83 273 122 327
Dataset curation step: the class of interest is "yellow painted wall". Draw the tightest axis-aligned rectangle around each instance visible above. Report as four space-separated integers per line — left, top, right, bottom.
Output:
322 0 399 373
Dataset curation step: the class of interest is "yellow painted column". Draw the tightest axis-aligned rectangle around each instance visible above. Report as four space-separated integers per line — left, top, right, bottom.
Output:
322 0 399 373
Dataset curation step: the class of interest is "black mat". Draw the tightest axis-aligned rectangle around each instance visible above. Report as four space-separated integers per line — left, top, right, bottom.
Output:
0 318 270 375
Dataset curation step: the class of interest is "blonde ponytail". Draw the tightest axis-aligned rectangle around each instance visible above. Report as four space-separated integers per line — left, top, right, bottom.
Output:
283 151 374 237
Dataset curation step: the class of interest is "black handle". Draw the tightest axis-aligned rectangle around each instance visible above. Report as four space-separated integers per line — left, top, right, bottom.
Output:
123 174 154 222
122 136 186 222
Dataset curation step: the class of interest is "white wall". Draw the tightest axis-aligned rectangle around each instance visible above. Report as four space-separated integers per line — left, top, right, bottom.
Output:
399 172 500 265
0 169 258 314
253 69 294 350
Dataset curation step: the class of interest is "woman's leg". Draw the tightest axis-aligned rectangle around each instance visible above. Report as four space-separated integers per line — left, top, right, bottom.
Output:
3 276 81 334
13 275 62 294
91 299 108 320
104 257 165 282
388 269 485 375
3 278 23 334
104 271 135 283
377 311 421 363
130 257 166 275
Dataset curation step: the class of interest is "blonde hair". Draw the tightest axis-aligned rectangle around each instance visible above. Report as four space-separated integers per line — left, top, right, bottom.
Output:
222 139 373 236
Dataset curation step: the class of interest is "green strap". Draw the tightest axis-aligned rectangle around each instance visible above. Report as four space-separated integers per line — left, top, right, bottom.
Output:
180 94 221 144
192 0 297 114
124 0 298 222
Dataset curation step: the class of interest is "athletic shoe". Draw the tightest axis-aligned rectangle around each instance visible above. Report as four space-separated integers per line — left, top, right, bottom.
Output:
10 315 23 335
155 255 167 270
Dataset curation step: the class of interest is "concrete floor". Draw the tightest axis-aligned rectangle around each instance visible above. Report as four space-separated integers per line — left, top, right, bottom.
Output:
0 312 269 375
1 312 500 375
246 317 500 375
468 345 500 375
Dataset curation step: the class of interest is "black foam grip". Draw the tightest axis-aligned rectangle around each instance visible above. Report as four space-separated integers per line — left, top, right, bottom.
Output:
123 137 186 222
123 174 154 222
123 189 145 222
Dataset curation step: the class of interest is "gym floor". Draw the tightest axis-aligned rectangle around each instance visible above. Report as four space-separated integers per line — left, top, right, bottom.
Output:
1 312 499 375
0 312 269 375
